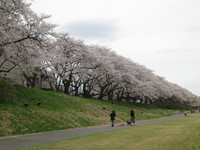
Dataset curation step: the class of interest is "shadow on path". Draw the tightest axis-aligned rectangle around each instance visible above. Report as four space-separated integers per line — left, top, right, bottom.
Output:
0 114 185 150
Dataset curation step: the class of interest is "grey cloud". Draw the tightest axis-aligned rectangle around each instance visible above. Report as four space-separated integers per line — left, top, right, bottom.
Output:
58 20 119 41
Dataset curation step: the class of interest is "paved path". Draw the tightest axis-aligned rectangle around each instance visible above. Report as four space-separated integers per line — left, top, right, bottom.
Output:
0 114 185 150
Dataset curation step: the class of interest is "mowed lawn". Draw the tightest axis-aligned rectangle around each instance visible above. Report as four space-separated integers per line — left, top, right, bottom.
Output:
22 114 200 150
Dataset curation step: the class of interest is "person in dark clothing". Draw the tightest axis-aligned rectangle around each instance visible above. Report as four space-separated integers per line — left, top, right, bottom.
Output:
110 110 116 127
130 110 135 126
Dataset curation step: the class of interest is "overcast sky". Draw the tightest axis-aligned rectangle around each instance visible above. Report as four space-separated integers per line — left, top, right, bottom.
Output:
31 0 200 96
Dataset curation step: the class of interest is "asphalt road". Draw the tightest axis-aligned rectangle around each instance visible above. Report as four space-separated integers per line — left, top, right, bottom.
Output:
0 114 185 150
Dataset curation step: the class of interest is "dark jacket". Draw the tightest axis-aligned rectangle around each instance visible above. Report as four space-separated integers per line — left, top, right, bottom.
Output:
110 112 116 120
130 111 135 118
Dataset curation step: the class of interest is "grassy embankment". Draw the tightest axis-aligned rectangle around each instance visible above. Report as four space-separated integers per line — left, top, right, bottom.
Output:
21 114 200 150
0 86 175 137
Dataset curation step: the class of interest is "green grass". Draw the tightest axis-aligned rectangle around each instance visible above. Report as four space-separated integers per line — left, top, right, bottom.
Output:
0 86 175 137
21 114 200 150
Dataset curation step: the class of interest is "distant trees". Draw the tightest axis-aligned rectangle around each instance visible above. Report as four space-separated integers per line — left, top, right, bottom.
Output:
0 0 199 108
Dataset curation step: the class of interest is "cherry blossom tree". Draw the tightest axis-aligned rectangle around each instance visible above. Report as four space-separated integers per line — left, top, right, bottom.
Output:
42 33 87 93
0 0 56 75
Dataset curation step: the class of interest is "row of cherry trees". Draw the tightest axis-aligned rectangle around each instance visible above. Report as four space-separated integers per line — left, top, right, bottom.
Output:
0 0 199 107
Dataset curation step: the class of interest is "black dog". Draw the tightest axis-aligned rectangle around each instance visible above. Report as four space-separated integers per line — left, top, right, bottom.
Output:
127 121 132 126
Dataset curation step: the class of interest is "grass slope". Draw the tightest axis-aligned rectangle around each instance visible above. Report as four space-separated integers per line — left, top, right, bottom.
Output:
0 86 174 137
22 114 200 150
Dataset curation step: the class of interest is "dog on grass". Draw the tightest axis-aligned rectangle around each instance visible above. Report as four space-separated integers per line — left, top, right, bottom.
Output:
127 121 132 126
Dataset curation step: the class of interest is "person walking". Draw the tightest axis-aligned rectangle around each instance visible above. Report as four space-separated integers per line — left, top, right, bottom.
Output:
110 110 116 127
130 110 135 126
